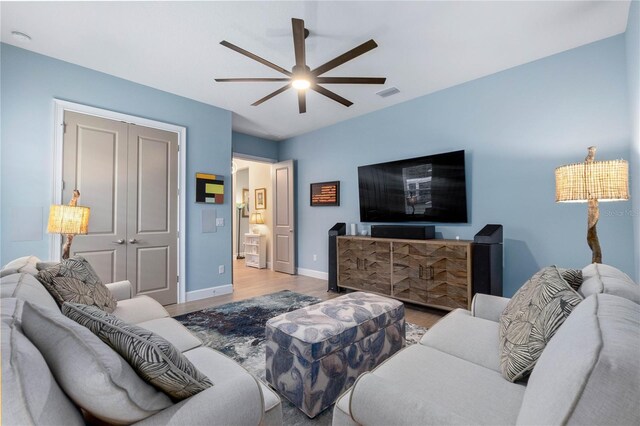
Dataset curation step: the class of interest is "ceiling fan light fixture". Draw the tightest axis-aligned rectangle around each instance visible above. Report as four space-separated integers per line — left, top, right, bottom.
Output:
291 78 311 90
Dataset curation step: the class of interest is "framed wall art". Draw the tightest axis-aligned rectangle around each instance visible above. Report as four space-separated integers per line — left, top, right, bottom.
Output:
310 181 340 206
196 173 224 204
255 188 267 210
242 188 249 217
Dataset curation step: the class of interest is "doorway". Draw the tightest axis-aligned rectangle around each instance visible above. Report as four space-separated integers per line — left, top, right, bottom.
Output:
53 100 187 305
232 157 273 276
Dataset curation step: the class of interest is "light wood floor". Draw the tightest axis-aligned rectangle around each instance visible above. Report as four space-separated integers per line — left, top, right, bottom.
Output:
165 260 446 328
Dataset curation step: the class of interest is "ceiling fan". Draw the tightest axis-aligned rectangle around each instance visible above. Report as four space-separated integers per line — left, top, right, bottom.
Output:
215 18 386 113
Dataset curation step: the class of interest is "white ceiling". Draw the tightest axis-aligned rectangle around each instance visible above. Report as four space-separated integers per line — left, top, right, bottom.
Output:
1 1 631 141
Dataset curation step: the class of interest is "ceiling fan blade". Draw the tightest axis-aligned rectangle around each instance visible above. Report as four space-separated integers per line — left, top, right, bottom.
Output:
312 39 378 76
292 18 306 68
315 77 386 84
215 78 291 82
311 84 353 107
298 90 306 114
220 41 292 76
251 84 291 106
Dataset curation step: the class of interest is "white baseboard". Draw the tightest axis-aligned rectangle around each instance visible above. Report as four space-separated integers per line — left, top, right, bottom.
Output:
297 268 328 280
186 284 233 302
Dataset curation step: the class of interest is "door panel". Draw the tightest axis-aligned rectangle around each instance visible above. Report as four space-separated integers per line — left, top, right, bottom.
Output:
63 111 178 305
272 160 295 274
136 246 170 293
74 250 118 284
127 125 178 305
63 111 128 284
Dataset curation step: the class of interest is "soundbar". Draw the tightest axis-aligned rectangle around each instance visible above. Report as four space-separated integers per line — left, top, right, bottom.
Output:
371 225 435 240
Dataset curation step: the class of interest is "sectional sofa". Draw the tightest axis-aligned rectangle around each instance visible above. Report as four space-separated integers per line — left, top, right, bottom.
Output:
333 263 640 425
1 256 282 425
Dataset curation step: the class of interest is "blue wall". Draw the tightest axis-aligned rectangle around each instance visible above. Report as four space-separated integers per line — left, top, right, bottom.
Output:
279 35 634 296
626 1 640 282
1 44 233 292
232 131 279 161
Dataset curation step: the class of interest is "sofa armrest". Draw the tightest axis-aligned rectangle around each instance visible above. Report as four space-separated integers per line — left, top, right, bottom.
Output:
134 374 264 426
105 280 132 301
350 373 471 425
470 293 510 322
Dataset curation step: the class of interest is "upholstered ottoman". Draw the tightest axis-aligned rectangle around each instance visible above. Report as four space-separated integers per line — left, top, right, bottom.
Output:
265 292 405 417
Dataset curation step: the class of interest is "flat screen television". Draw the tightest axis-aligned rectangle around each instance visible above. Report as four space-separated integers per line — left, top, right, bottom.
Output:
358 150 468 223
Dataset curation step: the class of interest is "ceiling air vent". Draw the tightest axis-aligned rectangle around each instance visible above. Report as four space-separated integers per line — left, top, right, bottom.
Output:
376 87 400 98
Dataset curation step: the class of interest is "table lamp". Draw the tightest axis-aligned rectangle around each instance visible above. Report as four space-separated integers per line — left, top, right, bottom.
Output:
249 212 265 234
555 146 629 263
48 190 90 260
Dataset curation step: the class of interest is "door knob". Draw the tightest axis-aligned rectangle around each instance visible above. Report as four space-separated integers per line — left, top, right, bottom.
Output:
113 239 125 245
128 238 138 244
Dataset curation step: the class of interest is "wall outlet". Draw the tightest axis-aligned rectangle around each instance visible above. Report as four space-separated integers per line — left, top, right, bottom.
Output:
218 265 224 274
216 218 224 227
313 254 317 261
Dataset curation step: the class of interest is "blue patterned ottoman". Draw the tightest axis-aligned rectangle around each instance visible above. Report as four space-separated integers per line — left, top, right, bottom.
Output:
265 292 405 418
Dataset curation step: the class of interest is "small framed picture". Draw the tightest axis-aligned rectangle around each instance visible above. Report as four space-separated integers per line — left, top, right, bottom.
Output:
255 188 267 210
242 188 249 217
310 181 340 206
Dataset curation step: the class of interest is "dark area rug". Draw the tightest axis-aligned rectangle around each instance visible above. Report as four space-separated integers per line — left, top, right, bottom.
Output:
174 290 428 425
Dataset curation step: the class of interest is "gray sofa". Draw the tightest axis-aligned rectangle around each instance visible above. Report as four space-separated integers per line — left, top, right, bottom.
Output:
333 263 640 425
1 256 282 425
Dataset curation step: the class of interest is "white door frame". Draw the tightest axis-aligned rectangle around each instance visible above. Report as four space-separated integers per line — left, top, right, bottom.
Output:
51 99 188 303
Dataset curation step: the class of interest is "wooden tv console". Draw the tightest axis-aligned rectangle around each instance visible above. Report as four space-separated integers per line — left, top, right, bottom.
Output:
337 236 472 311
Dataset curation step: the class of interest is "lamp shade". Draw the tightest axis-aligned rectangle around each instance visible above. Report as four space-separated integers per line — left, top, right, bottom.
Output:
249 212 265 225
47 205 90 234
555 159 629 203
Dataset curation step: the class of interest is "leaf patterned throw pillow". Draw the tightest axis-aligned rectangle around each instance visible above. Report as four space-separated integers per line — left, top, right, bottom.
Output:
499 266 583 382
36 256 117 312
558 268 583 291
62 302 213 400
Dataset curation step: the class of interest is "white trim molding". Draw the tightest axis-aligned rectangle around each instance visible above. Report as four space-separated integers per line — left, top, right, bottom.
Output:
186 284 233 302
297 268 328 281
51 99 188 303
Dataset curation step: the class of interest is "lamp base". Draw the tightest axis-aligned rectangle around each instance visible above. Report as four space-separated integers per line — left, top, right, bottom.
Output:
236 255 245 260
62 234 75 260
587 199 602 263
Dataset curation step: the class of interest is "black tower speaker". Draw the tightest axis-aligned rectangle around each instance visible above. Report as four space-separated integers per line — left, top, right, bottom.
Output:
472 224 503 297
328 223 346 292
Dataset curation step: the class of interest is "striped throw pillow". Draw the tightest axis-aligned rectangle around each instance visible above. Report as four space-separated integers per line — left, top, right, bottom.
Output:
62 302 213 400
499 266 583 382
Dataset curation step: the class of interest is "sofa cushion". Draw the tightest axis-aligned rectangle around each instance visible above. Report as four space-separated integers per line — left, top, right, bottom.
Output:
517 294 640 425
0 272 59 311
184 346 282 424
36 256 117 312
0 255 40 277
420 308 501 372
62 302 213 400
348 344 526 425
1 298 84 426
20 301 172 424
499 266 583 382
136 317 202 352
112 295 169 323
580 263 639 303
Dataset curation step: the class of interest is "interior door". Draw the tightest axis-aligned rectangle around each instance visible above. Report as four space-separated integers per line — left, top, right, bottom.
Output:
127 125 178 305
63 111 178 305
63 111 128 284
272 160 296 274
